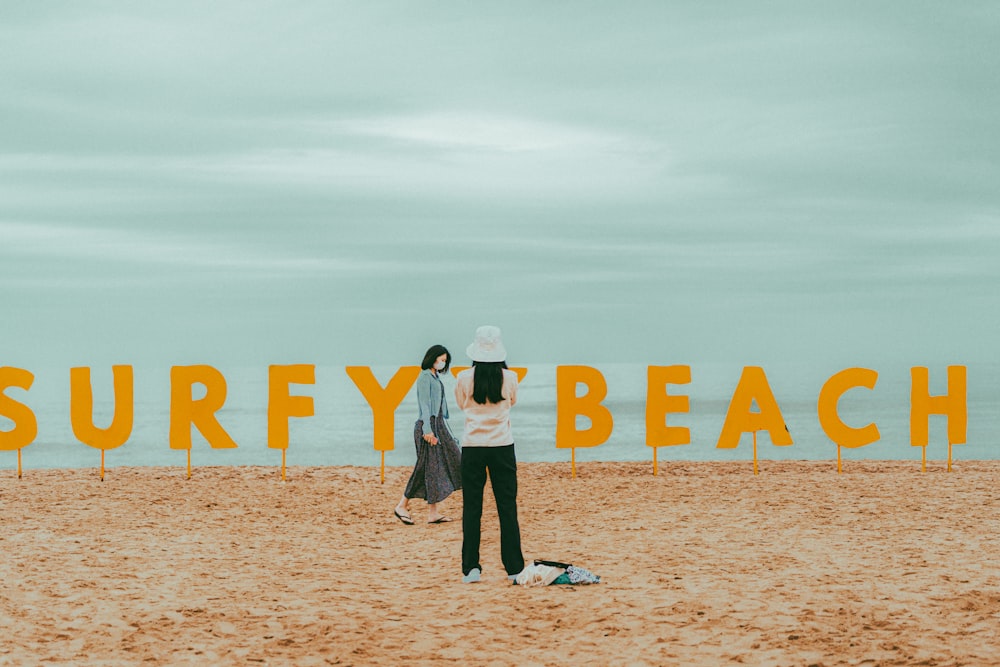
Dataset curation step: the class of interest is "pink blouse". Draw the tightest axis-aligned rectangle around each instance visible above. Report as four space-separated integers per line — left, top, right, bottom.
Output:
454 368 519 447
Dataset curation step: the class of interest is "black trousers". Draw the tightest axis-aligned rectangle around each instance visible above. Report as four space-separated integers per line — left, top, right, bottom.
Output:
461 444 525 576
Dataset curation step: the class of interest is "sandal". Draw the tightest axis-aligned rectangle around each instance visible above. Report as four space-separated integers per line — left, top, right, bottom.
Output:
394 509 414 525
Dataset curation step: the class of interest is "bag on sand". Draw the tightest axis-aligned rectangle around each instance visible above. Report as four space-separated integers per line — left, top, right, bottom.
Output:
514 559 601 586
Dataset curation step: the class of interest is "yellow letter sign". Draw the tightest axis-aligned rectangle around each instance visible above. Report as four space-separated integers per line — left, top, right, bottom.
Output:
169 365 239 450
0 367 37 451
910 365 967 447
345 366 421 452
716 366 793 449
556 365 613 449
268 364 316 450
70 366 134 450
646 365 691 449
817 367 880 449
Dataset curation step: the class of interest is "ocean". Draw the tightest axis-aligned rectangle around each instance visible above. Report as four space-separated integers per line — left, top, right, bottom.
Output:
3 362 998 471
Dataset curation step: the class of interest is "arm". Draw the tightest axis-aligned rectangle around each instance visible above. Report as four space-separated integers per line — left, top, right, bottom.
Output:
415 372 435 437
454 372 473 411
505 370 518 407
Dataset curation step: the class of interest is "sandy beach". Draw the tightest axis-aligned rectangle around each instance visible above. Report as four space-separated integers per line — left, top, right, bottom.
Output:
1 459 998 666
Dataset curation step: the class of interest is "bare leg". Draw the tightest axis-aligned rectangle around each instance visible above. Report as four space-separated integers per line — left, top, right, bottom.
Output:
394 496 413 523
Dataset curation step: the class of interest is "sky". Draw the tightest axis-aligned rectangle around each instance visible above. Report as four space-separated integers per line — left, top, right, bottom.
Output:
2 2 999 371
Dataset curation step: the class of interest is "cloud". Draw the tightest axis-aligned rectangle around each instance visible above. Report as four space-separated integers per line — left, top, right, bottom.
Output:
2 2 998 368
0 221 389 275
333 112 639 154
167 110 675 202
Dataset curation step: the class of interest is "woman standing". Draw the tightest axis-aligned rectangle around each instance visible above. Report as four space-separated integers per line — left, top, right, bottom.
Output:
454 325 525 584
393 345 462 525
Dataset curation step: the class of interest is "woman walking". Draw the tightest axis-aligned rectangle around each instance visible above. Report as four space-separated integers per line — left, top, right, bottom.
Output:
393 345 462 525
454 325 525 583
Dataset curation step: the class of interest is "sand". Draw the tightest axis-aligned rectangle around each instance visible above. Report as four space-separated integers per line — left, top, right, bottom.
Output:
1 459 999 666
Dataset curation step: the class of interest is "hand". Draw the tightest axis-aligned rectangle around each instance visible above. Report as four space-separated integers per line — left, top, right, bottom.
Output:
423 433 439 445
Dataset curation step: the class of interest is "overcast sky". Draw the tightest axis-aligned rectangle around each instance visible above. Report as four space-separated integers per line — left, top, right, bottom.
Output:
2 2 998 370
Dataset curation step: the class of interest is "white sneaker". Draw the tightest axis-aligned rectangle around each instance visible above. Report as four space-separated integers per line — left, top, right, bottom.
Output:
462 568 481 584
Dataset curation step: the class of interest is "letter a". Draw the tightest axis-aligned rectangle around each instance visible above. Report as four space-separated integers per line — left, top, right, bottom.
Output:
716 366 793 449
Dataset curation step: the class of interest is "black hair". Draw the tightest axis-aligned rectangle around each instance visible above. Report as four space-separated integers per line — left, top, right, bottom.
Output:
421 345 451 372
471 360 508 404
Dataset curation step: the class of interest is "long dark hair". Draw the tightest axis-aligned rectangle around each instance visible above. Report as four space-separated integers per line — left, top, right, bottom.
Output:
472 360 507 404
421 345 451 372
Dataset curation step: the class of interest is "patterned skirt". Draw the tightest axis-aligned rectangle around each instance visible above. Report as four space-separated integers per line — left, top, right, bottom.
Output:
403 411 462 505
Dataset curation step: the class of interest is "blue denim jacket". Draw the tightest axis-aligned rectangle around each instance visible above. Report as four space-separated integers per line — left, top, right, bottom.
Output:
416 368 450 436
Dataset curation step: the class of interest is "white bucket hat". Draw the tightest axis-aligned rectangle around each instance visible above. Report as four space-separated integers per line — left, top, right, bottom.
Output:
466 325 507 362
